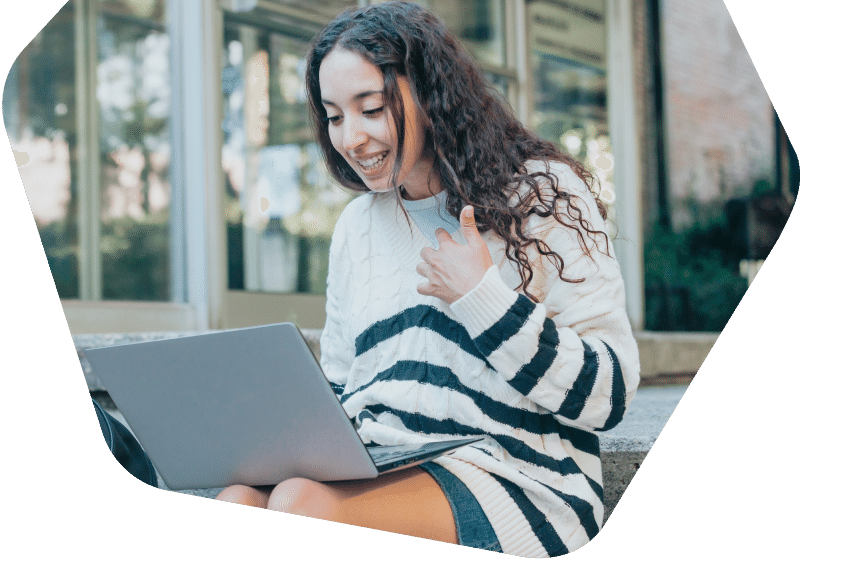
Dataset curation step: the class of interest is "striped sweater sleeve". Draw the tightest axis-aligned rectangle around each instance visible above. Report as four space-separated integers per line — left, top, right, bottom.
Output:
449 203 640 433
319 214 355 398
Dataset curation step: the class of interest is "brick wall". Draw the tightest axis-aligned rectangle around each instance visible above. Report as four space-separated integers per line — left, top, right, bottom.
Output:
660 0 775 230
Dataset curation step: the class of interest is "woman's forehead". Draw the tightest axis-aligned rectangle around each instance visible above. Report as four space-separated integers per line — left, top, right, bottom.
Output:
318 48 384 105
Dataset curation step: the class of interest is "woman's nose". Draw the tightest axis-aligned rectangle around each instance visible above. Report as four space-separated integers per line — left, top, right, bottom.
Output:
343 120 368 151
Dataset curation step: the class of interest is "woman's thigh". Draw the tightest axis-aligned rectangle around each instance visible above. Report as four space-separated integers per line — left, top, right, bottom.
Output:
267 468 458 544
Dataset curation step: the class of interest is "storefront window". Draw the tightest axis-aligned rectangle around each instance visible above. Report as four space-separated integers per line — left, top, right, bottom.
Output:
276 0 354 20
4 3 79 298
4 0 175 303
221 19 353 294
428 0 507 68
97 0 173 300
527 0 614 207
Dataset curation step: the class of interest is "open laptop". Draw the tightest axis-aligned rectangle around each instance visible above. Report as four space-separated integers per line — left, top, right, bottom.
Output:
84 323 482 490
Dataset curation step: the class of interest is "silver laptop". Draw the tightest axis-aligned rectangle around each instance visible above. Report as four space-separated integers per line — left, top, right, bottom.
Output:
85 323 482 490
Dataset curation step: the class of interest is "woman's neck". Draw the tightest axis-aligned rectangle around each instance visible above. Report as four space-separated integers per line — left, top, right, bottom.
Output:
399 150 443 200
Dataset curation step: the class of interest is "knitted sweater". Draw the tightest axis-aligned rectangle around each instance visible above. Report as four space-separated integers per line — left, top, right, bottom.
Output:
319 160 640 557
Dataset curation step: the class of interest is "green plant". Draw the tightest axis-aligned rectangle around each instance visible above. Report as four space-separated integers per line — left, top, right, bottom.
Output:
644 220 748 331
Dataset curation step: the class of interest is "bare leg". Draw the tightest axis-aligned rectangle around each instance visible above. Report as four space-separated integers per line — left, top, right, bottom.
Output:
215 484 273 509
264 468 458 544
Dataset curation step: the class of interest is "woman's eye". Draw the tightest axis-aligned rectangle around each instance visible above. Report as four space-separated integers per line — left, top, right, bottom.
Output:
325 115 342 126
364 107 384 117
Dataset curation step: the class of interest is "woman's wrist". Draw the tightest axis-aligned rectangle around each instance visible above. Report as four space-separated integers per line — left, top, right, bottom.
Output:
449 265 520 337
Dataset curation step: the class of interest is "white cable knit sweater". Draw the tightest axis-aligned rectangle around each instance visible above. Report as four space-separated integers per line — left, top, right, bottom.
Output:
319 161 640 557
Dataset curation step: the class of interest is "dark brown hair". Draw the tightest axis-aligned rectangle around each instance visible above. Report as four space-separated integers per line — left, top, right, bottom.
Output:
306 1 610 299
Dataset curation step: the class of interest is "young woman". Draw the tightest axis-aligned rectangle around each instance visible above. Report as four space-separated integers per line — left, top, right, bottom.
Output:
217 1 640 557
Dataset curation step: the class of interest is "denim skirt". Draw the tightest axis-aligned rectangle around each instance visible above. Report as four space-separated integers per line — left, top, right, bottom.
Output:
418 461 502 552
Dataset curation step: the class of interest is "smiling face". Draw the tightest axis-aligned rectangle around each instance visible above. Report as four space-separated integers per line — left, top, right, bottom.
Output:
318 48 441 200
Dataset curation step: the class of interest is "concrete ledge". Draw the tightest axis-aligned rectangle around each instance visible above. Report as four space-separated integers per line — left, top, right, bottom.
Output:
634 331 717 378
78 330 687 523
597 384 685 522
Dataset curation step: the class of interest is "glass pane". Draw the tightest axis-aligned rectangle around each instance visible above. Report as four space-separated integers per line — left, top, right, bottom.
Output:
428 0 507 68
100 0 166 20
527 0 614 206
222 20 354 294
483 71 510 100
273 0 355 20
97 5 173 300
3 3 79 298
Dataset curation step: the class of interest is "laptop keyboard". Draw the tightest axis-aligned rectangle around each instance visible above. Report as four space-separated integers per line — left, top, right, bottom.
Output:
368 445 423 464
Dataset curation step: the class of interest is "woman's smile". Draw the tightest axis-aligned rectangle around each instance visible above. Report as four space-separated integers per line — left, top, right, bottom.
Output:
353 151 389 174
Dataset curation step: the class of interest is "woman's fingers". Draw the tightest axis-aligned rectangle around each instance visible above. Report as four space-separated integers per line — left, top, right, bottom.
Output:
434 228 453 244
415 207 494 304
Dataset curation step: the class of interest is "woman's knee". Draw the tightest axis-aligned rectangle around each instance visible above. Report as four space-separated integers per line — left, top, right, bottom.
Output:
267 478 340 521
215 484 269 508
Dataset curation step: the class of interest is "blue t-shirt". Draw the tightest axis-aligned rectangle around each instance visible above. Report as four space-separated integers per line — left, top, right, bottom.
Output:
400 190 462 248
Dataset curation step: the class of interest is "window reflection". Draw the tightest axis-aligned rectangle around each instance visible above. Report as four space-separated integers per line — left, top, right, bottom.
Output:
97 2 172 300
277 0 355 19
528 0 613 207
3 3 79 298
4 0 174 302
429 0 507 68
222 21 353 295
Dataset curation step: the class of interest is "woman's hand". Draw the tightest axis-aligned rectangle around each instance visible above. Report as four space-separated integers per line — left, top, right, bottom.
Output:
416 206 494 304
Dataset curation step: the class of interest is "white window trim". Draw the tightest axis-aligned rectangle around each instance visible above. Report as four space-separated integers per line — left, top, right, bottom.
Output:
75 0 101 301
170 0 225 331
607 0 644 329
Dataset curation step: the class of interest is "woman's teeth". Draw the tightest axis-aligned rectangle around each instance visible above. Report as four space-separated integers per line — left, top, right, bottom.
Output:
357 152 388 169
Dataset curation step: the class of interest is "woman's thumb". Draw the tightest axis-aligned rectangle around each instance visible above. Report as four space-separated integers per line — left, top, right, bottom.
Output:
460 205 481 242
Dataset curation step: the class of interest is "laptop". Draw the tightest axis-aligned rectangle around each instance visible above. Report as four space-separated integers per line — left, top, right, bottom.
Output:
84 323 482 490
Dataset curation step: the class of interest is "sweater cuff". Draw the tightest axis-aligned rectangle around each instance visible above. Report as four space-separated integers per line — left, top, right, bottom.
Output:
450 265 520 337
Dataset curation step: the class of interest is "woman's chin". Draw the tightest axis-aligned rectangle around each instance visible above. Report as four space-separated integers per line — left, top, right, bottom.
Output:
361 178 395 194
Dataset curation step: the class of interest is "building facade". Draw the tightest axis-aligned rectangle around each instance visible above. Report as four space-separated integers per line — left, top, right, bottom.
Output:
3 0 796 334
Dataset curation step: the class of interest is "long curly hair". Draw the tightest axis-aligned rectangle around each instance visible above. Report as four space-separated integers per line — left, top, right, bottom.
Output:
305 1 610 300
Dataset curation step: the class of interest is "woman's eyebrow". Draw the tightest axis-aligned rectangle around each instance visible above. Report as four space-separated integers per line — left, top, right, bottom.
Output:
321 90 384 107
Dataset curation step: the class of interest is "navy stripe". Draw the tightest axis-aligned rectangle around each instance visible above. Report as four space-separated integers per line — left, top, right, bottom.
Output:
329 382 345 396
354 305 488 366
473 443 602 504
358 402 598 487
511 466 602 534
563 424 601 457
489 472 568 557
600 342 627 431
542 483 600 540
472 294 535 358
585 476 603 503
341 360 600 455
356 409 376 426
507 317 559 395
557 341 599 419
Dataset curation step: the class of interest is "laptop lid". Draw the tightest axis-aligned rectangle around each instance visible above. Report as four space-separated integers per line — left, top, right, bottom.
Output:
85 323 379 490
